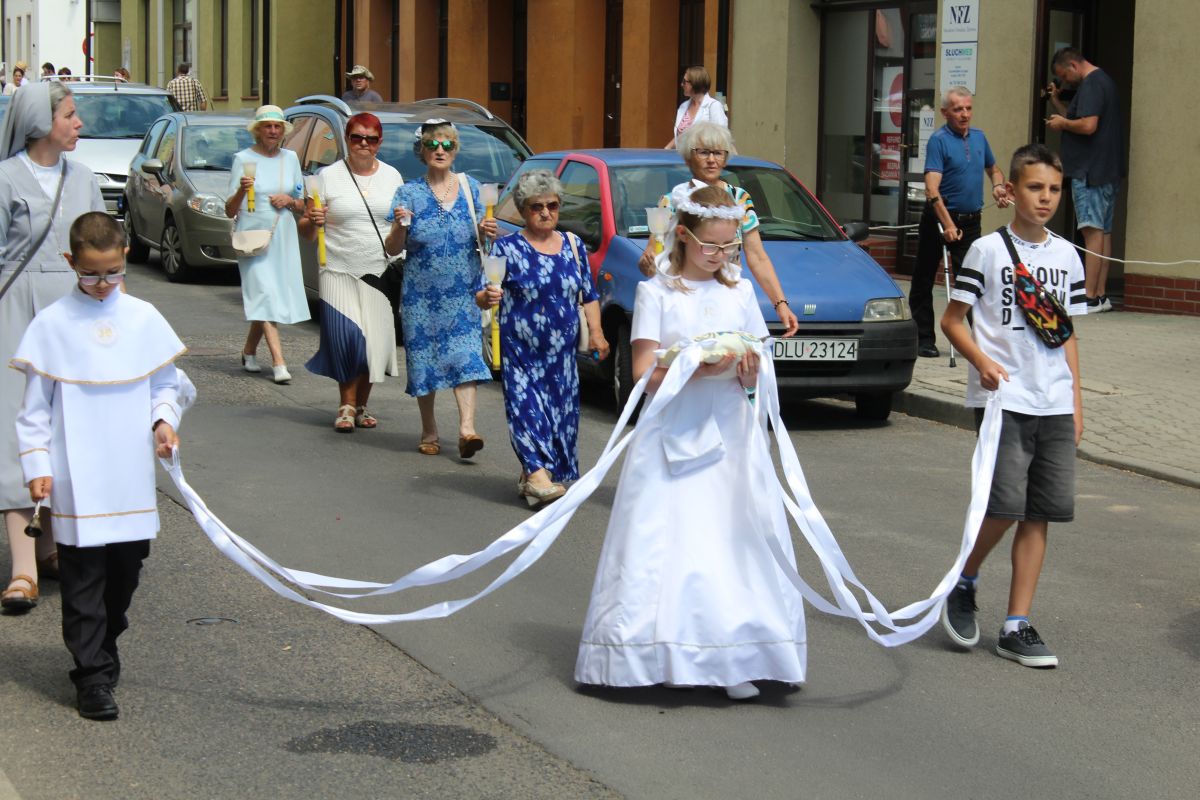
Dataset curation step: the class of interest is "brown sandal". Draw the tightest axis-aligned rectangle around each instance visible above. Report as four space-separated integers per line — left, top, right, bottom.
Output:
1 575 38 611
417 440 440 455
458 434 484 459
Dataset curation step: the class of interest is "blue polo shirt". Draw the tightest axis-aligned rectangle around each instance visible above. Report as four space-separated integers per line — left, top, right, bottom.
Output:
924 124 995 213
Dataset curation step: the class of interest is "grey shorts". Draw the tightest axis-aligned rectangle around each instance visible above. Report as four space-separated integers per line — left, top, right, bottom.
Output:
974 409 1076 522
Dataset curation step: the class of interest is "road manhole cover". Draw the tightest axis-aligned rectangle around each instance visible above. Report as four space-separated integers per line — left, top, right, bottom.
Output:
286 720 497 762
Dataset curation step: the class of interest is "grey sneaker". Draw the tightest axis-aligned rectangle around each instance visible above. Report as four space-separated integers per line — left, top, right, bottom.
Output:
941 582 979 647
996 621 1059 668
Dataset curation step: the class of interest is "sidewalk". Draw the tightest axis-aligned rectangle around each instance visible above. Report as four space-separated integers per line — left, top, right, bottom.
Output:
892 279 1200 489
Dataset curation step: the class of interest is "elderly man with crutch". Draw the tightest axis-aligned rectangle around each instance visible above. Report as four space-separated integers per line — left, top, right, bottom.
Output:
911 86 1010 361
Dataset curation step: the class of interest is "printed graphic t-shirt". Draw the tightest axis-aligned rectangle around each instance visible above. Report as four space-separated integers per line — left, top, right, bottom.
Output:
951 226 1087 415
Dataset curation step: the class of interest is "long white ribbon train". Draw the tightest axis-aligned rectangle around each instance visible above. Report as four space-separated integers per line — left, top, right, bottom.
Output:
163 337 1001 641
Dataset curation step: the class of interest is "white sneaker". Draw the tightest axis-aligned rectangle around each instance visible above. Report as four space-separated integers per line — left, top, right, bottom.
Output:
1098 295 1114 313
724 682 760 701
272 365 292 384
242 353 262 373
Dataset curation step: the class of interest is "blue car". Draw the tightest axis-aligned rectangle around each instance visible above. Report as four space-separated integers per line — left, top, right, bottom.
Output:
495 149 917 420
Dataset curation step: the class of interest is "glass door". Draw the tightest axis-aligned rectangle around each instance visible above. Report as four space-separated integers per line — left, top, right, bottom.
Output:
1034 1 1089 237
897 5 938 272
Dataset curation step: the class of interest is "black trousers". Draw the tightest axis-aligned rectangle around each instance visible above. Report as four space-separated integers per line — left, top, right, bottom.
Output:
58 540 150 689
910 207 982 345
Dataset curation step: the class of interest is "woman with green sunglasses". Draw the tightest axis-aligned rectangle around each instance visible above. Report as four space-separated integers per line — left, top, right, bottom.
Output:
384 120 497 459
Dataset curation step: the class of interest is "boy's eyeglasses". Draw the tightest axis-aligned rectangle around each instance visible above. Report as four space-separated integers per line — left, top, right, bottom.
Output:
422 139 457 152
77 271 126 286
349 133 381 145
683 227 742 257
527 201 560 213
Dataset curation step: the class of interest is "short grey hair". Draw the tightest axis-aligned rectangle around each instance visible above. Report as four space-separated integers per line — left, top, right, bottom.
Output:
941 86 972 109
677 121 735 159
48 81 73 115
512 169 563 209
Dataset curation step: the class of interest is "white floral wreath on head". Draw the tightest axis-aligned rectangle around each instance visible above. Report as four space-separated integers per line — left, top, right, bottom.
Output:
655 180 746 282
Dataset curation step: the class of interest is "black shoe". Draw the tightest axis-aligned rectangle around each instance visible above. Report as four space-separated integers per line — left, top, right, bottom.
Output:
996 621 1059 668
77 684 119 720
918 343 940 358
940 581 979 647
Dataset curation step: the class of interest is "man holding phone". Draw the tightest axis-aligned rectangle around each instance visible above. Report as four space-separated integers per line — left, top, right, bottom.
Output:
1046 47 1125 312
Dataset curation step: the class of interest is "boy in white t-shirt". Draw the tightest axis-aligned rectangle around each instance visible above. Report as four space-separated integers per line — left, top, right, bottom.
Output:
938 144 1087 668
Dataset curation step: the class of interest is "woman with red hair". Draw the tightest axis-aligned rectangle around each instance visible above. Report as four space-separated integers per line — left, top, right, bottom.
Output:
299 112 404 432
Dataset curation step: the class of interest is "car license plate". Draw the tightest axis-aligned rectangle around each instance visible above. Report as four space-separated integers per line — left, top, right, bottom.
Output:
772 338 858 361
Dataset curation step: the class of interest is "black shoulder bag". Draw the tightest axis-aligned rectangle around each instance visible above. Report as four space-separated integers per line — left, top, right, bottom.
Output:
997 226 1074 349
0 160 68 302
342 160 404 313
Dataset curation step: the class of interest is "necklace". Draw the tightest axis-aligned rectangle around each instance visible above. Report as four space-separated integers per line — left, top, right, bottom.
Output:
429 173 458 209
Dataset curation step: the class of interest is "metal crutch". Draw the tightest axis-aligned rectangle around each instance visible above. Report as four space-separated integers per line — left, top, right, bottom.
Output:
936 223 958 368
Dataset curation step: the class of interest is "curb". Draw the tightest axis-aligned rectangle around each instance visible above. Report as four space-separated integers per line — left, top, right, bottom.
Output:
895 387 1200 491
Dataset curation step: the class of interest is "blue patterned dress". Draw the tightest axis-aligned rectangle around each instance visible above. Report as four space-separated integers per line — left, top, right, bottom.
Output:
489 231 598 481
387 176 492 396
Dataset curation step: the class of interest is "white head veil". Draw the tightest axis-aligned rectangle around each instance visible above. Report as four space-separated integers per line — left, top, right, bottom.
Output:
0 81 55 160
653 179 746 281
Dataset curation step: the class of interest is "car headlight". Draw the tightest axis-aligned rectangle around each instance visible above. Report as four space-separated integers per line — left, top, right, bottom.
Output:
862 297 912 322
188 194 227 218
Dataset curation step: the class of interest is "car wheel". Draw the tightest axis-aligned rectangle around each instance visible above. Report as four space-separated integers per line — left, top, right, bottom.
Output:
160 217 192 282
854 391 893 421
125 212 150 263
612 320 643 423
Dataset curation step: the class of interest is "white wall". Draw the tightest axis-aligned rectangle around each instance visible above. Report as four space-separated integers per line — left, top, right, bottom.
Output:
4 0 87 77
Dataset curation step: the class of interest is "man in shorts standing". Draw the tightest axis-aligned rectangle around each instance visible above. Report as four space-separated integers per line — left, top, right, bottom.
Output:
1047 47 1125 312
939 144 1087 668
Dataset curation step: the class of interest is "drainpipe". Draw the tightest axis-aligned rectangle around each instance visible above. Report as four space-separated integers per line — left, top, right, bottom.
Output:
157 0 164 87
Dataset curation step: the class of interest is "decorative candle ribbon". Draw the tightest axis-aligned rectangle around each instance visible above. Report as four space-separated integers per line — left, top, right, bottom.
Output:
163 335 1000 643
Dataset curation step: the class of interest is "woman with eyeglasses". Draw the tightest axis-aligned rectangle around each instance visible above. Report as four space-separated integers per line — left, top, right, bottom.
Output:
225 105 310 384
640 121 801 336
476 170 609 507
384 120 495 459
664 66 728 151
0 81 104 611
299 112 403 433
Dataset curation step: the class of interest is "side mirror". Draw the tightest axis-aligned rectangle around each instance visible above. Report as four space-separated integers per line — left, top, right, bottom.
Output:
140 158 165 177
841 221 870 242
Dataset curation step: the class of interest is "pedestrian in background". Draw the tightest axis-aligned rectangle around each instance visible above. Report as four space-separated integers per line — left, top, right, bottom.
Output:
940 144 1087 669
2 67 24 96
225 105 309 384
640 122 800 337
912 86 1009 358
299 112 404 432
665 66 727 150
384 120 494 458
166 62 208 112
0 81 104 612
41 63 55 78
342 65 383 103
113 67 130 82
12 212 189 720
1047 46 1125 312
478 169 609 507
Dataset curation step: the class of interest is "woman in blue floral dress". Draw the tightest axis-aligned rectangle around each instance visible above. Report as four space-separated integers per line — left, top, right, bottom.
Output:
477 171 609 507
385 121 495 458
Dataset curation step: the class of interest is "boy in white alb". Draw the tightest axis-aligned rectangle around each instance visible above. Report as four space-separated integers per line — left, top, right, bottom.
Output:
11 213 190 720
939 144 1087 668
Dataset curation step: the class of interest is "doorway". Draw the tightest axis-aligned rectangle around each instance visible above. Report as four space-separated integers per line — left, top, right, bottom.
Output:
603 0 622 148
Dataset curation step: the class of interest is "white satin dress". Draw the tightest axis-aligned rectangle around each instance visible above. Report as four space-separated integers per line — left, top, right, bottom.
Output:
575 274 807 688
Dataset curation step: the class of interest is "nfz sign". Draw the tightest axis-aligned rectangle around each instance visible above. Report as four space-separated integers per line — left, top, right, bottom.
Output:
941 0 979 42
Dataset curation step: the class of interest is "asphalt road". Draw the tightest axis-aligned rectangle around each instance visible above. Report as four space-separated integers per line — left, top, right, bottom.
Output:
2 259 1197 800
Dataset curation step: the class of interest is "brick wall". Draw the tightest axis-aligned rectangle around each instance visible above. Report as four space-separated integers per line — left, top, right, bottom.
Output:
1124 275 1200 316
859 237 897 271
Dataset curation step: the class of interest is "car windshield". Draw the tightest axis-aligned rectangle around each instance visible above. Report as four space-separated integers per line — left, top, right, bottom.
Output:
74 93 175 139
181 125 254 170
377 123 527 183
609 164 844 242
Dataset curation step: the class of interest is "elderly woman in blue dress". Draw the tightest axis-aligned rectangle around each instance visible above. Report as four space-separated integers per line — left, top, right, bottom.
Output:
224 105 310 384
477 170 609 506
384 120 495 459
0 81 104 610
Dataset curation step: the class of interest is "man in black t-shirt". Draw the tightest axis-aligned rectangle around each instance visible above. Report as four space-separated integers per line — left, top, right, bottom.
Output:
1047 47 1126 312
